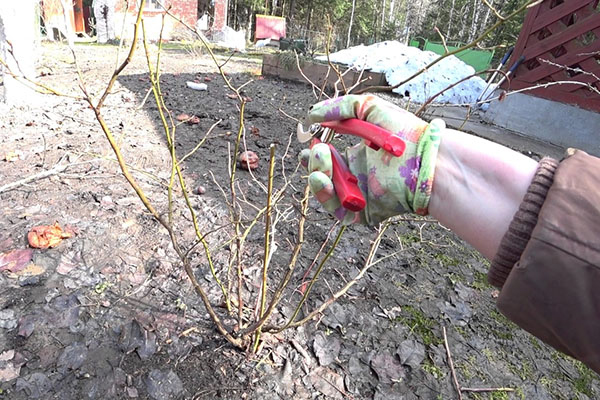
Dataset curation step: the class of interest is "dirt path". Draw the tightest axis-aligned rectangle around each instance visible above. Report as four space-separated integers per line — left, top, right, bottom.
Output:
0 43 597 399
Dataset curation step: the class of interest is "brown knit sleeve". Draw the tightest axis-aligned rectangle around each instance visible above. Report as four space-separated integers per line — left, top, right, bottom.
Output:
488 157 559 288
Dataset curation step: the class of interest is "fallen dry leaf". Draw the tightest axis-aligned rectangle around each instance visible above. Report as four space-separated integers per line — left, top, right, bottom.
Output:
27 223 74 249
16 263 45 277
238 151 259 170
226 93 238 99
176 113 191 121
187 116 200 125
0 249 33 273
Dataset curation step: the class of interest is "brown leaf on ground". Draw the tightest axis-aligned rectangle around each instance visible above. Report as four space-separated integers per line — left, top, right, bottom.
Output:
0 249 33 273
238 151 259 170
176 113 191 121
187 116 201 124
27 223 74 249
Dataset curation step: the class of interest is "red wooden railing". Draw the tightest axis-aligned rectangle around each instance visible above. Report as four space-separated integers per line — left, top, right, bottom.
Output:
504 0 600 112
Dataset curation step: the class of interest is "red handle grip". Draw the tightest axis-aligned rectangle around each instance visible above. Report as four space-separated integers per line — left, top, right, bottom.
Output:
320 119 406 157
327 144 366 212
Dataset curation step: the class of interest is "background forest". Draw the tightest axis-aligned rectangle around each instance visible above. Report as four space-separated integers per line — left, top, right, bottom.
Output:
220 0 528 62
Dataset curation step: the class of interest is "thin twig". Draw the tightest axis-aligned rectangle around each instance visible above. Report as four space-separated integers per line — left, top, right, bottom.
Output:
268 222 390 332
280 225 346 331
482 0 505 21
443 326 463 400
254 144 277 351
0 155 73 193
434 27 449 53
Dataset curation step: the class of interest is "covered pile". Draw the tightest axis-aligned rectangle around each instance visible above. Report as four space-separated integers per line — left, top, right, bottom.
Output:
317 41 487 104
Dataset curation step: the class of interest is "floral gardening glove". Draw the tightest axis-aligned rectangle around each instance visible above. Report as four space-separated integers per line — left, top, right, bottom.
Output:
299 95 445 225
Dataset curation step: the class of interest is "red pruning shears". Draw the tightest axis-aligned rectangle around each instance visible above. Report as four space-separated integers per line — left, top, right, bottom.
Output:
298 118 405 212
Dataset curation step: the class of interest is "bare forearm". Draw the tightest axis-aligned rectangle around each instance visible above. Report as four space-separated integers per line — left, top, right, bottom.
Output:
428 129 538 260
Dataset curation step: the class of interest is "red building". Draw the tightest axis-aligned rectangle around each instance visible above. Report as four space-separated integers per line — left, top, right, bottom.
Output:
42 0 198 41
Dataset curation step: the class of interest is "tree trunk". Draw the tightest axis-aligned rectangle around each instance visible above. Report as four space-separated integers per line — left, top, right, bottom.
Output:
480 1 492 41
446 0 455 38
389 0 395 23
288 0 296 21
381 0 386 34
247 6 253 41
305 0 313 33
347 0 356 47
469 0 481 42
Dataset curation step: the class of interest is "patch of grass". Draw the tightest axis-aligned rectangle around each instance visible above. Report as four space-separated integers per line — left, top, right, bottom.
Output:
507 359 533 381
472 270 491 290
435 252 461 267
539 376 554 390
422 361 444 379
482 347 496 362
514 387 526 400
489 391 510 400
444 272 465 286
528 335 543 350
397 305 442 346
457 355 477 380
491 328 513 341
572 360 597 397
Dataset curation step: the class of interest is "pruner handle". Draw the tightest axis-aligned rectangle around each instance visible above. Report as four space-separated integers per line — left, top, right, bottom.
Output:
320 118 406 157
310 138 366 212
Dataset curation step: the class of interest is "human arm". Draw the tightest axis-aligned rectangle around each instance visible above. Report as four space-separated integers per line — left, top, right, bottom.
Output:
428 128 538 260
304 95 600 374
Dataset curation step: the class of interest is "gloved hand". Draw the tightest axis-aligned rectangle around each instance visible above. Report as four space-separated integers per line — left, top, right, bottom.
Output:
299 95 445 225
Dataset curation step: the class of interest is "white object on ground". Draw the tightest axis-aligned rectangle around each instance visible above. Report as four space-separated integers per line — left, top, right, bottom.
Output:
186 82 208 91
317 41 487 105
255 38 271 47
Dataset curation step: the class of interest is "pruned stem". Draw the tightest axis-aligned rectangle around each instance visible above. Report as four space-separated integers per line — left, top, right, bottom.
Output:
253 144 277 351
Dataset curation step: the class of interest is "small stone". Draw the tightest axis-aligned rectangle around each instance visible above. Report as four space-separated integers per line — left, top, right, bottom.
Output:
57 342 87 371
145 369 184 400
18 315 35 337
196 185 206 195
0 309 17 329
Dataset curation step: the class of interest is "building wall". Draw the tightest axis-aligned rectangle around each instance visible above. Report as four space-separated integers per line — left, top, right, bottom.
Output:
213 0 227 31
114 0 198 41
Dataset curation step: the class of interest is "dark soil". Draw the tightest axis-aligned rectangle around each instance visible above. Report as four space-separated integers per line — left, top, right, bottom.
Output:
0 42 597 400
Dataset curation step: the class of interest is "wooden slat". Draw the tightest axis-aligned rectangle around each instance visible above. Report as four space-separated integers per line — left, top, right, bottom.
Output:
502 0 600 112
523 14 600 60
507 1 544 71
516 37 600 82
509 78 600 111
531 0 591 32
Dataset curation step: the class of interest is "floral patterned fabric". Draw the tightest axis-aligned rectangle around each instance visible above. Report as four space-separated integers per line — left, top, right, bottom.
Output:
302 95 444 225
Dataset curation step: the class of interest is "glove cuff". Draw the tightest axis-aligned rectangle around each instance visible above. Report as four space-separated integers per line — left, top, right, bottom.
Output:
411 119 445 215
